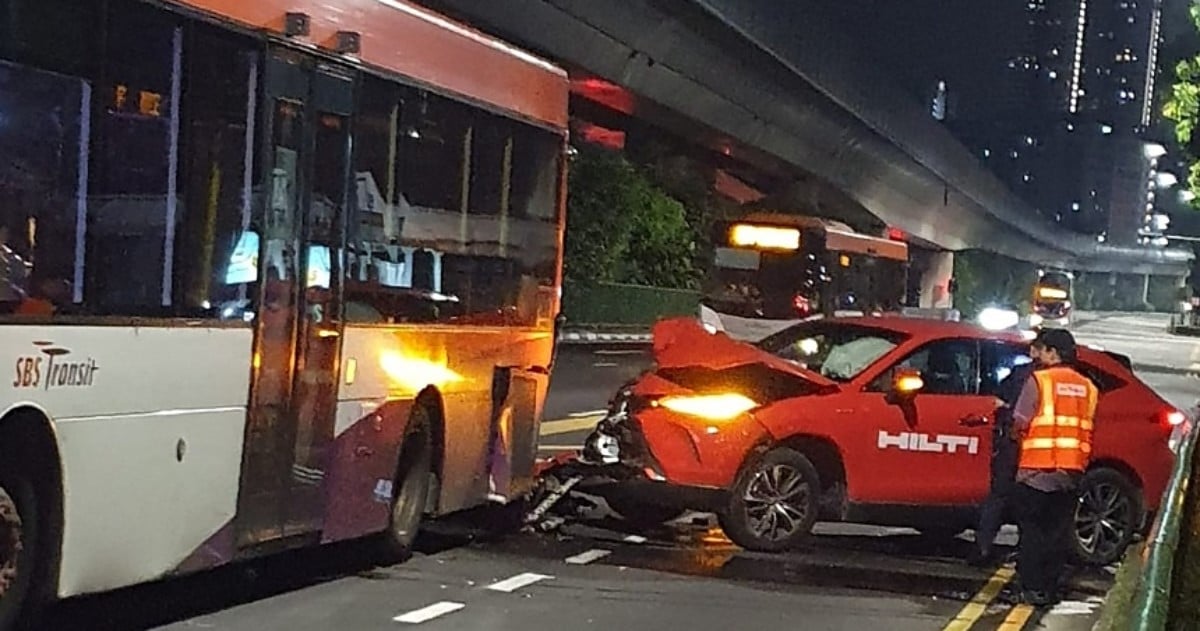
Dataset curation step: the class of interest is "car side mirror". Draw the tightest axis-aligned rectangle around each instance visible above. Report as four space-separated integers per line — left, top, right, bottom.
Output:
891 368 924 398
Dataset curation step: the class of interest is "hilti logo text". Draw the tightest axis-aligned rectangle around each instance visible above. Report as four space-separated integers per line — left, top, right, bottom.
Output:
877 431 979 455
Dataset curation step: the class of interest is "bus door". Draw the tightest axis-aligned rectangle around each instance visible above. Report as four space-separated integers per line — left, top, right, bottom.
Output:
237 48 353 548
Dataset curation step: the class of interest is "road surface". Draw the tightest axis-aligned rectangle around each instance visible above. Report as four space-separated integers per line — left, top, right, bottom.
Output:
43 316 1196 631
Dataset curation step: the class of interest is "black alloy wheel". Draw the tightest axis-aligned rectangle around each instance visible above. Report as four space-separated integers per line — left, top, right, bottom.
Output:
1071 468 1142 566
719 448 820 552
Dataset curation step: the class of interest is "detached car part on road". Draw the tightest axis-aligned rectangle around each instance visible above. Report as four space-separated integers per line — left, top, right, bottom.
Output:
581 317 1184 566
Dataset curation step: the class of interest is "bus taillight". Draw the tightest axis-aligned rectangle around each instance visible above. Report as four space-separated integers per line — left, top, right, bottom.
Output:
793 294 813 318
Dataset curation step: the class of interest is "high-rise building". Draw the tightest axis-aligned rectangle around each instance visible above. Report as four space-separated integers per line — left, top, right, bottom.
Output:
825 0 1167 244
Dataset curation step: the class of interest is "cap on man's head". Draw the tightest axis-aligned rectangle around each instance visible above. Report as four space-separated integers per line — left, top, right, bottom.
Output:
1033 328 1077 359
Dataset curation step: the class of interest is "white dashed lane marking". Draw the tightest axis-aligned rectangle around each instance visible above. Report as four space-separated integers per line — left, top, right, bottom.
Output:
393 601 465 624
565 549 612 565
485 572 554 593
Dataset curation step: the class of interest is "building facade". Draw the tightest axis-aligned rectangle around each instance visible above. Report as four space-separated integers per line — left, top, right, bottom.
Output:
827 0 1167 244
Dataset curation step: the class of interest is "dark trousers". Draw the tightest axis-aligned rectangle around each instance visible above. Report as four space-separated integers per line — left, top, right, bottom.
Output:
976 438 1019 554
1013 482 1075 594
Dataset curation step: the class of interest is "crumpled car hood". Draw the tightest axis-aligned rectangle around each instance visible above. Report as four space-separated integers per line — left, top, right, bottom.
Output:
651 317 837 389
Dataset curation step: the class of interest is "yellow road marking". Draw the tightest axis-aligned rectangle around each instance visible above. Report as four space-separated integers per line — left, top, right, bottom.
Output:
998 604 1035 630
942 565 1015 631
539 415 603 437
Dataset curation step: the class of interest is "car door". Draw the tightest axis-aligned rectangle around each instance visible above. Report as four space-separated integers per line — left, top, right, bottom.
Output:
855 338 996 506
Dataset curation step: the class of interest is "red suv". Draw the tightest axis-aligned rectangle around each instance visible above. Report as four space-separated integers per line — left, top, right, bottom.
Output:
584 316 1183 565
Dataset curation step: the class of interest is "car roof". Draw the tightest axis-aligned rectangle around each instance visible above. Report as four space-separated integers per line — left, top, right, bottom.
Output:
827 315 1026 342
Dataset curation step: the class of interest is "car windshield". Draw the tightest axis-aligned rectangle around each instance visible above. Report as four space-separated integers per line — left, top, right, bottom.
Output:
757 322 910 381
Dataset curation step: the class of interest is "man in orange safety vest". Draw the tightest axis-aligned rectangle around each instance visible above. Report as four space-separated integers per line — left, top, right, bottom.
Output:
1009 328 1098 606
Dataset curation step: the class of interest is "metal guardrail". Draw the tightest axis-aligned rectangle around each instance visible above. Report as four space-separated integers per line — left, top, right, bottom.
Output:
1129 420 1199 629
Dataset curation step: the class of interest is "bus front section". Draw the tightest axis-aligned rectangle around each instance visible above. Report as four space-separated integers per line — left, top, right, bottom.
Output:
701 217 908 342
1031 269 1074 329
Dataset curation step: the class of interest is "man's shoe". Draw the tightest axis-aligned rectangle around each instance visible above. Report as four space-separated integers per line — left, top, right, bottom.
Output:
1020 590 1053 607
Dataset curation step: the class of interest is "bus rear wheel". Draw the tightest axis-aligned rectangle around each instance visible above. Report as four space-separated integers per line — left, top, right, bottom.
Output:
381 406 435 562
0 456 39 630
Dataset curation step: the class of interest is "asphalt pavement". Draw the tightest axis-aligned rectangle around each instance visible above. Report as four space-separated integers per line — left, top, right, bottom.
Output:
1072 311 1200 376
42 316 1198 631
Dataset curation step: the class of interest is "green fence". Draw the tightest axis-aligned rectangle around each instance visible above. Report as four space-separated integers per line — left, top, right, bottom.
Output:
562 281 700 327
1105 422 1199 630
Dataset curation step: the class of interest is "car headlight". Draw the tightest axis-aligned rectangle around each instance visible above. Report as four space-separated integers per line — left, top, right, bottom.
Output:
978 307 1020 331
657 393 758 420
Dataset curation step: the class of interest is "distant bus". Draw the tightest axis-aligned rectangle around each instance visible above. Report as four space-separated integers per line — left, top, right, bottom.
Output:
701 214 909 338
0 0 567 625
1031 269 1074 328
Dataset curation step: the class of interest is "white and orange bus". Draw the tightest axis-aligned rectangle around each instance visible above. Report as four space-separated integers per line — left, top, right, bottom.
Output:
0 0 568 625
701 214 910 340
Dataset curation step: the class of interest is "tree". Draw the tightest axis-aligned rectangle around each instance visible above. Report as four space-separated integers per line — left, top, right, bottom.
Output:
564 146 698 289
1164 3 1200 206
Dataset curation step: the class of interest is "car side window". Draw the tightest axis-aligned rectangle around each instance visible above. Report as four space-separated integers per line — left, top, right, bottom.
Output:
870 339 980 395
980 341 1034 397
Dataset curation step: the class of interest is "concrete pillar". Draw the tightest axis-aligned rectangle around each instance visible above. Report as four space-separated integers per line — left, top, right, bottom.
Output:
919 251 955 309
400 246 416 288
429 250 444 293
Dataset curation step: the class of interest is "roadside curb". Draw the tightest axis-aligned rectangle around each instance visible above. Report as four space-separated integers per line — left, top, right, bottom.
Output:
561 330 651 344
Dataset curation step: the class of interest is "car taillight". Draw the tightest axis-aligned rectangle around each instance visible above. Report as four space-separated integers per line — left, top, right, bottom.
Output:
1162 409 1186 427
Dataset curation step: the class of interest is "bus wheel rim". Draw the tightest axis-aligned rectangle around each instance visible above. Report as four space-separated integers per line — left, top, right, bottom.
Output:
0 486 23 599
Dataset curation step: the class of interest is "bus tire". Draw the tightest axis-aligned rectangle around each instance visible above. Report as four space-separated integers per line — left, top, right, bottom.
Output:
380 405 435 563
0 446 42 630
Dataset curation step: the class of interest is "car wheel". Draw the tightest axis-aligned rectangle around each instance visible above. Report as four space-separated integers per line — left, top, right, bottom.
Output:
380 405 435 562
604 492 685 530
0 454 39 631
1071 468 1143 566
719 448 819 552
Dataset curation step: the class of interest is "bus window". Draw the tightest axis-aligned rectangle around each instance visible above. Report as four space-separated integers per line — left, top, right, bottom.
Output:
346 76 561 327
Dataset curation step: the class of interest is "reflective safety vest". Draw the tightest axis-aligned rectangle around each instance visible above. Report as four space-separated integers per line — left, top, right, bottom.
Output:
1018 366 1099 472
